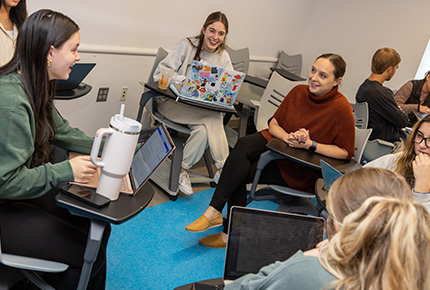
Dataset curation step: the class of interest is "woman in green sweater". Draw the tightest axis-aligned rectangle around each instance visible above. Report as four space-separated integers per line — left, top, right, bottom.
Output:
0 10 107 289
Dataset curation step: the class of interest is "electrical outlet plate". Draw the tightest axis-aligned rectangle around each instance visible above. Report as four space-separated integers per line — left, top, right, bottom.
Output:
96 87 109 102
120 86 128 101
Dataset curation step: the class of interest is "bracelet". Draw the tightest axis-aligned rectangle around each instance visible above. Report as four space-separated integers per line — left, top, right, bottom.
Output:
308 140 317 153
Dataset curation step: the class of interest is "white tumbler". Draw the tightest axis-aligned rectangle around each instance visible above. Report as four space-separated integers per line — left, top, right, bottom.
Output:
90 104 142 200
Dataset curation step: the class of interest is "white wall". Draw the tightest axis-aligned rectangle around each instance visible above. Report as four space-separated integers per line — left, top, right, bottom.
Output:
26 0 430 134
295 0 430 100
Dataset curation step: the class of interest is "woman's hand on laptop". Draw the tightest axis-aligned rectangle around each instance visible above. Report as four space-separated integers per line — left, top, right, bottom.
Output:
69 155 98 183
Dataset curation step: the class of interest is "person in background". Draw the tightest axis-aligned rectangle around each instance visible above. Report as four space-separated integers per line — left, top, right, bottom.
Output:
0 0 26 66
356 47 408 143
365 114 430 212
186 53 355 249
395 70 430 125
0 9 107 289
225 168 430 290
153 11 232 195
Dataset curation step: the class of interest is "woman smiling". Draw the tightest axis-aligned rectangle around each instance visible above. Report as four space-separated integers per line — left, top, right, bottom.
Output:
186 53 355 249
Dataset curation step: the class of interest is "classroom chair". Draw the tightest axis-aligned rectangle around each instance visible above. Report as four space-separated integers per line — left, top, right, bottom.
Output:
276 50 303 77
351 102 395 163
0 222 68 290
248 127 371 217
225 46 250 74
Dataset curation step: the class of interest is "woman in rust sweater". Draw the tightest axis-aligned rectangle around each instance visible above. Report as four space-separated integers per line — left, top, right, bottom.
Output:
186 53 355 248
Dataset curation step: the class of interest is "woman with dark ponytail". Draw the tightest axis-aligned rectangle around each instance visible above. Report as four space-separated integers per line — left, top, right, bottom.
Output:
0 9 108 289
153 11 232 195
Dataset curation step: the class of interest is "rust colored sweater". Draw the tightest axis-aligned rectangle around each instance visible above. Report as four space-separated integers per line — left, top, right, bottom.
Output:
260 85 355 193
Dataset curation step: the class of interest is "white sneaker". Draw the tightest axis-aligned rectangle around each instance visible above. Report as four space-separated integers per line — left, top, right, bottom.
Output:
213 169 222 184
179 171 193 195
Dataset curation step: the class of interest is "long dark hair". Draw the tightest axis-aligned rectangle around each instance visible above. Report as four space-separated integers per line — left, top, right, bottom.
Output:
187 11 229 61
0 0 27 30
0 9 79 167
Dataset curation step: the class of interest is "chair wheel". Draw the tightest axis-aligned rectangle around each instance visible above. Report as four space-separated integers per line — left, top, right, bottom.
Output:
210 182 217 188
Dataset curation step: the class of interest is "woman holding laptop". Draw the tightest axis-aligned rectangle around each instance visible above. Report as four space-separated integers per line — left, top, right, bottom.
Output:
153 11 233 195
186 53 355 248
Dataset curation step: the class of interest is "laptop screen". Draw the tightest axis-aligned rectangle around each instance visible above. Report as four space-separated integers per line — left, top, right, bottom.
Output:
224 206 325 281
130 124 174 190
320 160 343 193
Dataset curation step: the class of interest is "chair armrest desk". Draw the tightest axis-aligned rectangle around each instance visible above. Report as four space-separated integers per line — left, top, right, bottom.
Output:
55 182 154 290
266 138 361 173
54 83 92 100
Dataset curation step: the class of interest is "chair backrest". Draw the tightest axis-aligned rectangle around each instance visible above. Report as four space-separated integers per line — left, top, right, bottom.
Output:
362 139 395 162
255 71 307 131
225 46 250 74
276 51 302 77
353 127 372 163
351 102 369 129
147 47 169 83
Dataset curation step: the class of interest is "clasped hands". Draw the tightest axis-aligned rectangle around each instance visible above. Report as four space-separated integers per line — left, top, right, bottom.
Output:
286 128 311 149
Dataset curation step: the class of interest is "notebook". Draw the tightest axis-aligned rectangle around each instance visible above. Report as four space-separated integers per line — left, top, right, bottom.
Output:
317 160 344 210
56 63 96 91
70 123 175 195
170 60 245 109
223 206 325 284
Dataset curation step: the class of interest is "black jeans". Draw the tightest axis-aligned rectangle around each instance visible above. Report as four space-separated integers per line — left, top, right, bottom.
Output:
210 133 288 233
0 188 110 290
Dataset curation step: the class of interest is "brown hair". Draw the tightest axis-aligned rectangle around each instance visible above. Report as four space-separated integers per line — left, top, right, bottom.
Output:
0 10 79 166
371 47 401 74
316 53 346 79
395 114 430 187
187 11 229 61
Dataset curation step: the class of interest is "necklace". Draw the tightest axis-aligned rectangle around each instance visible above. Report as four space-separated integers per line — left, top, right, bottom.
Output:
0 15 10 24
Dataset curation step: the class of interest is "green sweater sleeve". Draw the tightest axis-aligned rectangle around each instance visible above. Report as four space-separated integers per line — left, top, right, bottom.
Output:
0 106 74 200
53 108 94 154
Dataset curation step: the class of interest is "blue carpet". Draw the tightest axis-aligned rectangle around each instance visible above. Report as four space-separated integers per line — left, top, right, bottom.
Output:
106 188 278 290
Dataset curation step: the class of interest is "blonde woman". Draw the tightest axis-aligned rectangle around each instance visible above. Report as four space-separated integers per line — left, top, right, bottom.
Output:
225 168 429 290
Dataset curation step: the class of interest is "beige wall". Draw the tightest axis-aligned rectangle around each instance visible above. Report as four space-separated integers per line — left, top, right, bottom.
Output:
27 0 429 135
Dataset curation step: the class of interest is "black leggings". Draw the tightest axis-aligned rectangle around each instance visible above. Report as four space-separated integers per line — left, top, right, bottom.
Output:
0 188 110 290
210 133 288 233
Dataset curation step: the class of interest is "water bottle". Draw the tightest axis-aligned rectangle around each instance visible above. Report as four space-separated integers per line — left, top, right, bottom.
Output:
90 104 142 200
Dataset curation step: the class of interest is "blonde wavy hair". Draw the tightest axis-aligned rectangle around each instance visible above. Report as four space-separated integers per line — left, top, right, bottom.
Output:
321 196 430 290
324 167 412 239
395 114 430 187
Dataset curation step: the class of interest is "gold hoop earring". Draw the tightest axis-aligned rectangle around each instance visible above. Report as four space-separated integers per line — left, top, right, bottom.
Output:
47 59 52 67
